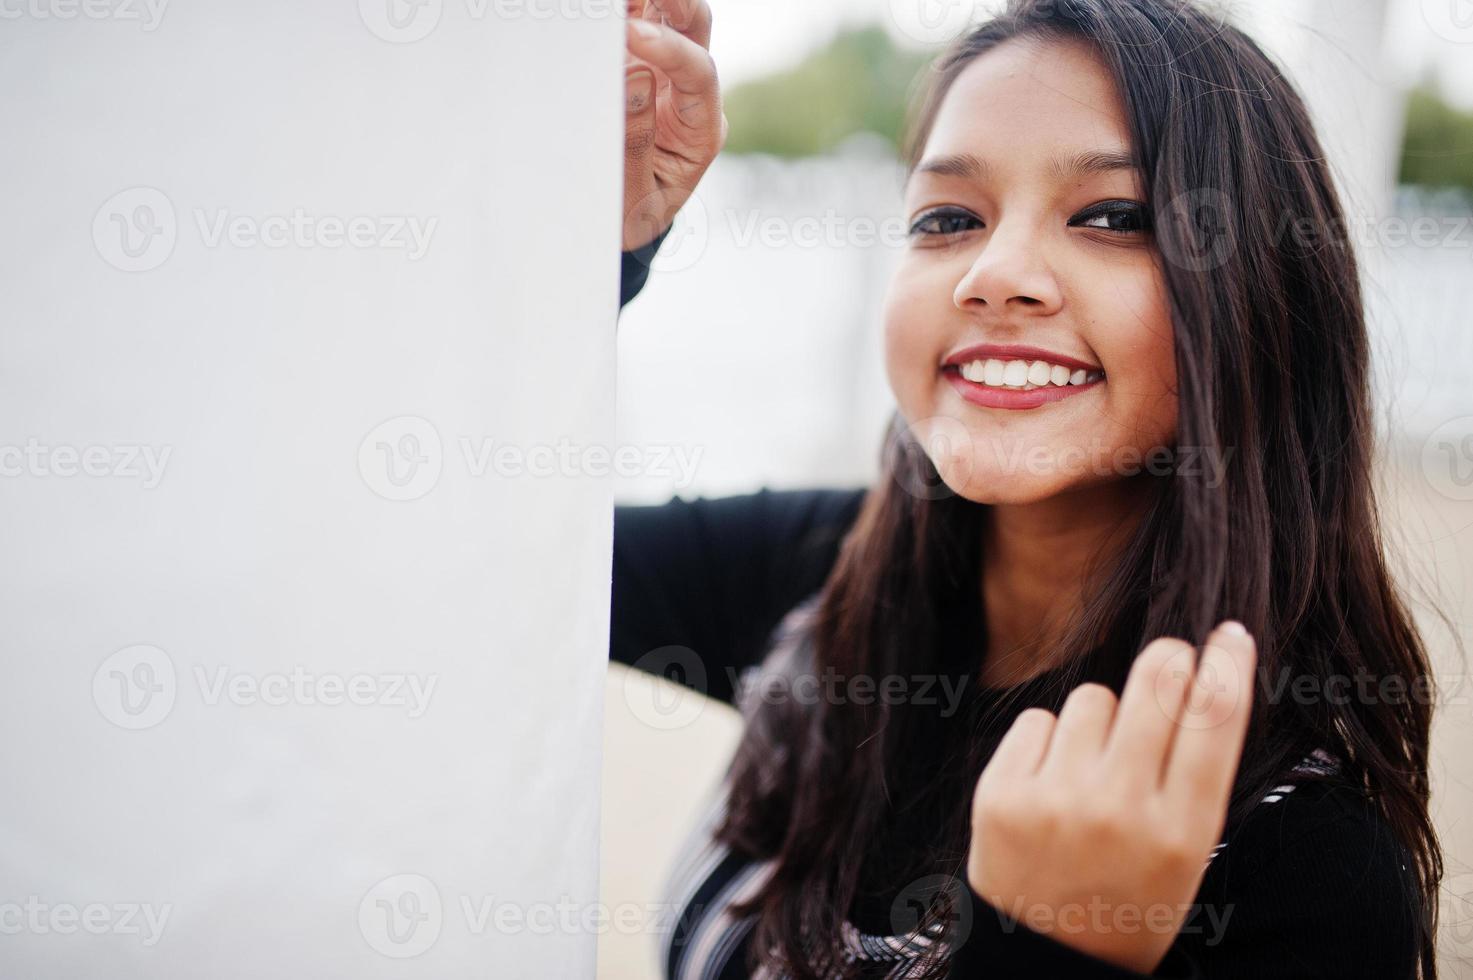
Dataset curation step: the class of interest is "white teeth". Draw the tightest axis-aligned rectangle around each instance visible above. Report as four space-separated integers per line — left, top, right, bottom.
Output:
956 357 1103 390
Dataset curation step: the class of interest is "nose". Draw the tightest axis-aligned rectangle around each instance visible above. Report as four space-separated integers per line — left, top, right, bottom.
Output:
951 218 1063 315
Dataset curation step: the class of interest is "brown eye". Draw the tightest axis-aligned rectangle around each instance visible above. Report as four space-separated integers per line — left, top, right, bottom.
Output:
1074 201 1151 235
909 207 983 238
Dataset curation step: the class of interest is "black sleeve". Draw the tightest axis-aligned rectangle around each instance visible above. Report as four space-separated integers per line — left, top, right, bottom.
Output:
619 223 673 309
948 885 1200 979
947 780 1421 979
610 486 870 706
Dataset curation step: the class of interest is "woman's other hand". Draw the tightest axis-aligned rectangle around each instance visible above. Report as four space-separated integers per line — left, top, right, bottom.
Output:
623 0 725 251
967 621 1258 974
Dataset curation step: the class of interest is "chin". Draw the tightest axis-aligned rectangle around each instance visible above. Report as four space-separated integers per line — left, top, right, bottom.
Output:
904 414 1078 504
934 468 1079 506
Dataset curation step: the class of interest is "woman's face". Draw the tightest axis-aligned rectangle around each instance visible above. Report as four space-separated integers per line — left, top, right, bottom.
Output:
883 35 1177 505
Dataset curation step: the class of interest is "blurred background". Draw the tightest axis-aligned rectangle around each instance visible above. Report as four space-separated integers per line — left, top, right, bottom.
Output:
602 1 1473 976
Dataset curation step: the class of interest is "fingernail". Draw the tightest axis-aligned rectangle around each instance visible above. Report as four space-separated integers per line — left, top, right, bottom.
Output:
1219 620 1248 637
627 71 653 113
629 18 660 40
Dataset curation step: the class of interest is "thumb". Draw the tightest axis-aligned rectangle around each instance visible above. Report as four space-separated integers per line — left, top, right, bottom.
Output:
623 67 661 250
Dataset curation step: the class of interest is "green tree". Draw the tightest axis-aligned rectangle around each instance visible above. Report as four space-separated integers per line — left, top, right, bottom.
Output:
1398 78 1473 196
727 27 1473 200
721 26 934 158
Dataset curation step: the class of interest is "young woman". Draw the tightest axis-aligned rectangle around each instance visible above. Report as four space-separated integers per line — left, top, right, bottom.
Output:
613 0 1443 977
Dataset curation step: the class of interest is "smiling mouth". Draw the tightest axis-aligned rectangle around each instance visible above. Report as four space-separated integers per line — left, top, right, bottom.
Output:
944 356 1104 390
941 356 1105 410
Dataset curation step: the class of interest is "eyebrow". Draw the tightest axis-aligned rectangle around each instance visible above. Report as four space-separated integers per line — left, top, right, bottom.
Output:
913 149 1139 183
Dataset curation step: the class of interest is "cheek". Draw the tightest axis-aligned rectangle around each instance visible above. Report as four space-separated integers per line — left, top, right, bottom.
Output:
1098 274 1178 445
880 268 944 422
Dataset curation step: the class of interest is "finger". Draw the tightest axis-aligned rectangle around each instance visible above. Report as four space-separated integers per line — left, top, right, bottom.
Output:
623 67 661 248
1162 621 1257 816
1038 682 1117 777
624 0 652 67
1102 636 1196 789
625 18 720 131
647 0 712 49
980 707 1056 787
625 64 657 164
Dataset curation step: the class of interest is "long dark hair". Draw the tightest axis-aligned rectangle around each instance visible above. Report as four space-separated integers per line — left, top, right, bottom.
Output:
711 0 1444 977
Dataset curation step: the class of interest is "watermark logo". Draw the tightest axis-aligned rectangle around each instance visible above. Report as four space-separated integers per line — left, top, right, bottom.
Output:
891 874 972 945
92 644 177 730
359 415 444 502
359 0 442 43
888 0 974 45
1423 0 1473 42
893 414 974 501
1152 639 1246 732
1422 415 1473 502
359 873 443 958
622 646 708 730
93 187 177 273
648 192 709 274
1157 187 1236 273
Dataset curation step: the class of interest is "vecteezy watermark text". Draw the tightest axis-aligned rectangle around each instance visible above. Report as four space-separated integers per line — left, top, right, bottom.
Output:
358 0 622 44
94 187 438 272
0 0 167 30
357 872 708 959
92 644 439 730
0 439 170 488
0 897 172 948
990 894 1236 947
192 208 436 260
193 665 437 718
358 416 705 502
730 665 970 717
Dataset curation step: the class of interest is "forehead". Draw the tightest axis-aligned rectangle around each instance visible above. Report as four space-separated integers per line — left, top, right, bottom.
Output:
920 34 1134 176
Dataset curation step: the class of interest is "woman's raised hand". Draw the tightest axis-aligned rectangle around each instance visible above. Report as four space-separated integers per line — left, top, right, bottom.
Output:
967 621 1257 974
623 0 726 251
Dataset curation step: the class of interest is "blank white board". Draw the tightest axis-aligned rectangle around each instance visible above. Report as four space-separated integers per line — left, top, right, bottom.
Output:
0 3 621 977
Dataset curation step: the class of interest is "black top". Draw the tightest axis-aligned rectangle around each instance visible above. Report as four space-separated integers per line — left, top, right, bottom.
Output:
610 243 1422 979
